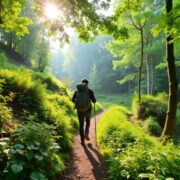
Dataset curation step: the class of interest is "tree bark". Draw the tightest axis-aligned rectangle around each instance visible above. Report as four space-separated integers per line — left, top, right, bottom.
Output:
138 28 144 102
150 59 154 95
161 0 178 137
146 55 150 94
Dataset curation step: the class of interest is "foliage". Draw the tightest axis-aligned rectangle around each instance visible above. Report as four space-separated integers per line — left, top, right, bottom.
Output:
97 93 132 109
0 63 78 178
0 137 9 177
97 106 180 179
53 35 124 94
0 69 47 119
93 102 103 116
144 116 162 136
132 93 168 127
0 52 8 67
3 122 64 180
32 72 67 95
0 0 32 37
89 63 101 92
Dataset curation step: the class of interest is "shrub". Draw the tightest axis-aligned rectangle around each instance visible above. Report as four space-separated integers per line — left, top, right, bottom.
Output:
0 67 79 178
97 106 180 179
93 102 103 116
0 137 9 178
0 70 47 119
144 116 162 136
32 72 67 95
3 122 64 180
0 53 8 68
132 93 168 127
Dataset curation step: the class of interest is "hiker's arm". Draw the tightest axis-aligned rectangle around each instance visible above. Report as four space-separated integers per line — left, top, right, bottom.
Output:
89 90 96 104
72 91 77 103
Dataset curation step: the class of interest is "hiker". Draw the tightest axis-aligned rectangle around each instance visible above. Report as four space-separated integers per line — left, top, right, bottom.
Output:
72 78 96 145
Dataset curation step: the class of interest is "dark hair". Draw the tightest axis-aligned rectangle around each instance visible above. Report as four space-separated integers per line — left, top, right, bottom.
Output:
81 78 89 84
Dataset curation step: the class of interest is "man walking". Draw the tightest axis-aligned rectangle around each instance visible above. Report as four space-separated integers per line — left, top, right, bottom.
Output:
72 78 96 145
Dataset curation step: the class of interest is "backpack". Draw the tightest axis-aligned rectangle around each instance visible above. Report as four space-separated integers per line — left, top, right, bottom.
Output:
75 83 91 111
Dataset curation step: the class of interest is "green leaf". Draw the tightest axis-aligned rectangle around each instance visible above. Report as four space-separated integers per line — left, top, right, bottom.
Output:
30 171 46 180
16 149 24 155
26 151 34 160
11 164 23 173
9 149 17 155
14 144 24 149
35 154 43 161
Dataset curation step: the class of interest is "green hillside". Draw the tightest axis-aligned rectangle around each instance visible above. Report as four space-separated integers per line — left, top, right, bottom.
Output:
0 53 78 179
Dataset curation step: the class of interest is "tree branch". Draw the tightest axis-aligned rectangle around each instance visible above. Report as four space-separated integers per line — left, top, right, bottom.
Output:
69 0 102 25
127 11 141 30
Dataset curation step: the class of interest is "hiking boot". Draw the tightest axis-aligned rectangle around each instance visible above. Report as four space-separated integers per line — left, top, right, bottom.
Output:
85 135 90 141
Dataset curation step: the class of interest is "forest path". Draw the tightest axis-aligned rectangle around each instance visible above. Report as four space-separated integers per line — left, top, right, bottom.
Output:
58 110 108 180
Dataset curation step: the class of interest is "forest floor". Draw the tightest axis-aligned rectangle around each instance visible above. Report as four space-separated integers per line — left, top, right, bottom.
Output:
58 110 108 180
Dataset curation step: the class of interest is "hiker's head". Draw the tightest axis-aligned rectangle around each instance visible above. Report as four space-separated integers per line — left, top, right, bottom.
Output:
81 78 89 85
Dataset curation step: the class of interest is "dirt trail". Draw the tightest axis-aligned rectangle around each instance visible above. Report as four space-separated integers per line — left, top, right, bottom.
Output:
59 111 108 180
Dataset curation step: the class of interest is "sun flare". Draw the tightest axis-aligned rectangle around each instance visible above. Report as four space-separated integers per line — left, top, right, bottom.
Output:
44 3 60 20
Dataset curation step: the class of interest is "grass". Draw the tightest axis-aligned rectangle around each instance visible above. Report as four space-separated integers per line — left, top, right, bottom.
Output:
96 93 132 110
97 106 180 179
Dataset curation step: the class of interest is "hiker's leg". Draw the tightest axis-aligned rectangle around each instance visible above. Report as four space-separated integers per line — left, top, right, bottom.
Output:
77 111 85 141
85 108 91 136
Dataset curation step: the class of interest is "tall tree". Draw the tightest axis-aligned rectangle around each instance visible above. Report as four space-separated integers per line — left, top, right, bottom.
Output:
162 0 178 136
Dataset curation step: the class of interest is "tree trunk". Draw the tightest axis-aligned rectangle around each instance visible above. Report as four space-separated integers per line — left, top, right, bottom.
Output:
138 28 144 102
150 59 154 95
146 53 152 94
161 0 178 137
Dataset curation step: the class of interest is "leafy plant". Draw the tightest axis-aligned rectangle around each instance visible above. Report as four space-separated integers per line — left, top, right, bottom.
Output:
144 116 162 136
132 93 168 127
4 122 64 180
97 106 180 179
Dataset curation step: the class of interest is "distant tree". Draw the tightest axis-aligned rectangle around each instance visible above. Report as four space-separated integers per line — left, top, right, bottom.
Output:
89 63 101 92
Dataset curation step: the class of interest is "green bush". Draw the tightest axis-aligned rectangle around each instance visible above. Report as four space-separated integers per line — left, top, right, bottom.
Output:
0 53 8 68
32 72 67 95
0 70 77 151
0 68 78 178
0 70 47 119
132 93 168 127
144 116 163 136
97 106 180 179
0 137 9 178
0 80 15 133
4 122 64 180
93 102 103 115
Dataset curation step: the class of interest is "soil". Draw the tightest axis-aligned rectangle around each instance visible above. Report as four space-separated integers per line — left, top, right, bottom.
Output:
58 111 108 180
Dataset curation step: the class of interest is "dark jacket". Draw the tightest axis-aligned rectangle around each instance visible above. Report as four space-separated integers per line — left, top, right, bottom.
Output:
72 88 96 105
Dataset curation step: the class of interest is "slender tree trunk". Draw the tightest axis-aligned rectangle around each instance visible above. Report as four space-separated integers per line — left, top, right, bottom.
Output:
161 0 178 137
150 59 154 95
146 55 150 94
138 28 144 102
146 37 150 94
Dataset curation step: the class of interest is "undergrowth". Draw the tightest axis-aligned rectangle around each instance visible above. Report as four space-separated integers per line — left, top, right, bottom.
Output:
0 66 78 179
97 106 180 179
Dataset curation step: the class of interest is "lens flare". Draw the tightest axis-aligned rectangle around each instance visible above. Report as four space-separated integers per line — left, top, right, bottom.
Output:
44 3 60 20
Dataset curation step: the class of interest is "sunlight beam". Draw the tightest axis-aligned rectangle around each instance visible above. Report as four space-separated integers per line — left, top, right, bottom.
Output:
44 3 60 21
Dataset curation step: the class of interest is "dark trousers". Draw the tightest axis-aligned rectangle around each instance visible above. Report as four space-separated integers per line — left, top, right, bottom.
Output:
77 108 91 140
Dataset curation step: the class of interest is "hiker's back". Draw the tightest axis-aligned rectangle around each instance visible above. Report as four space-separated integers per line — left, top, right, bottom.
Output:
75 83 91 111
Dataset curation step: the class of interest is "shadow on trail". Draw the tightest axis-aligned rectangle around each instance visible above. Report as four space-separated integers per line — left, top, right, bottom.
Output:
83 143 107 180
